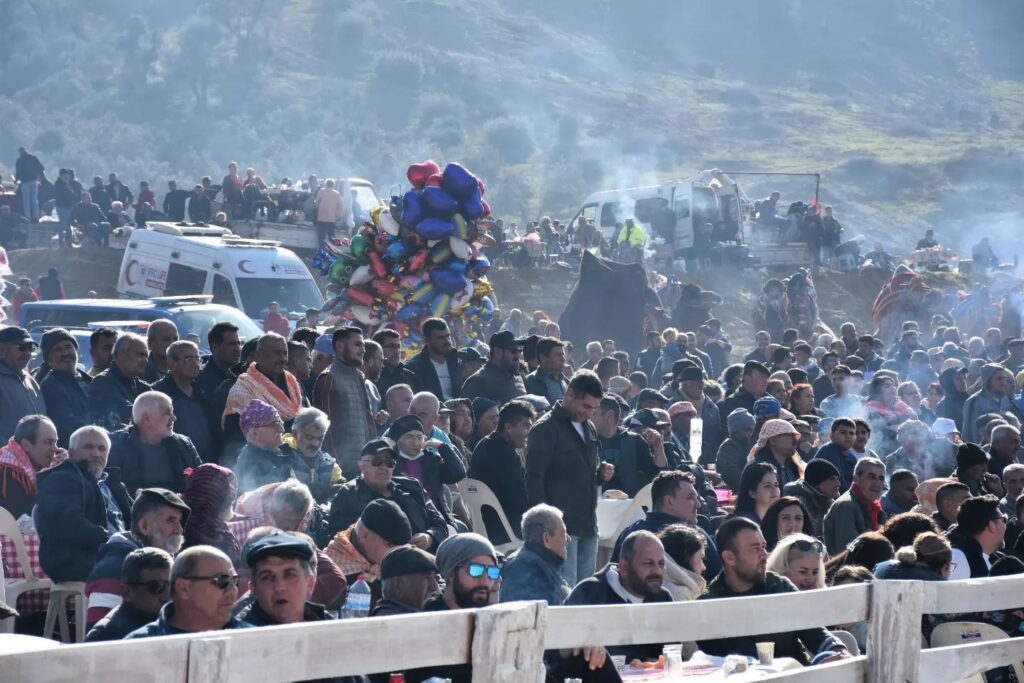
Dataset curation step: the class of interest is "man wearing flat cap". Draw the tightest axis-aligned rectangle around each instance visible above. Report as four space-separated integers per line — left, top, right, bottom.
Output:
238 532 331 627
37 327 91 447
460 330 527 404
716 360 770 435
0 326 46 442
636 387 672 411
370 545 437 617
675 363 722 464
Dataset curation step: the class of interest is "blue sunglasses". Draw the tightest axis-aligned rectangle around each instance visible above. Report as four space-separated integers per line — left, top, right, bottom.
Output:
465 562 501 580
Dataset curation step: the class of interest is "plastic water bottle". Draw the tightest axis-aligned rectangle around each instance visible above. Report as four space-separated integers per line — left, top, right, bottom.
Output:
343 574 371 618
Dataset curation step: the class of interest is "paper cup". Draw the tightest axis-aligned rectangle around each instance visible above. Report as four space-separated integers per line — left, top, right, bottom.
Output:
756 641 775 666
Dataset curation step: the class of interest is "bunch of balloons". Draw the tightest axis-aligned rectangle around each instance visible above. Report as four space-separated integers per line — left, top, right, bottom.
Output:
312 160 496 347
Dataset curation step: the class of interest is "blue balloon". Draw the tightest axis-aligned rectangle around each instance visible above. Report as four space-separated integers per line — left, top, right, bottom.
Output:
430 268 469 295
401 190 424 230
385 240 408 261
441 163 478 200
468 255 491 278
415 217 455 240
460 186 484 220
422 186 459 217
396 302 426 322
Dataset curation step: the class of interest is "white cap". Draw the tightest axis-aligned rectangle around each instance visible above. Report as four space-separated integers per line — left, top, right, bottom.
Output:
932 417 959 437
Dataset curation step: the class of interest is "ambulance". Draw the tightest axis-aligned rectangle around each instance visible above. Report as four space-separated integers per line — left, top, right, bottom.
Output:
117 223 324 330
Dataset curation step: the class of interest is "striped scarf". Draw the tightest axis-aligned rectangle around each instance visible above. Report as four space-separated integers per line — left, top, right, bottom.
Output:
324 525 380 582
224 363 302 426
0 438 37 499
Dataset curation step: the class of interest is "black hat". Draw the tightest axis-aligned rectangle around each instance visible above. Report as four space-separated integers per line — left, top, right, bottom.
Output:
956 443 988 471
40 327 77 359
244 532 315 568
523 334 540 359
385 415 425 441
489 330 526 350
678 365 705 382
804 459 840 487
671 359 698 377
628 408 670 429
636 388 671 406
743 360 770 375
133 487 191 525
1008 338 1024 350
0 327 35 346
380 545 436 580
361 438 398 458
359 499 412 545
457 347 485 362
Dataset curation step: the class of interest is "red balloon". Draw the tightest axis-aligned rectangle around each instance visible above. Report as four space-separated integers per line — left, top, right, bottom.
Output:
477 178 486 196
426 173 443 188
481 198 491 217
407 160 441 190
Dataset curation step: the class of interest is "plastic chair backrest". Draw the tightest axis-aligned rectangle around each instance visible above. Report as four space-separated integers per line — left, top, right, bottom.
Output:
930 621 1024 682
831 629 860 656
603 483 654 546
0 506 36 580
456 479 522 553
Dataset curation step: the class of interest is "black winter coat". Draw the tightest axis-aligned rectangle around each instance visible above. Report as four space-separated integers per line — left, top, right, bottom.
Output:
107 425 202 495
406 347 461 401
86 364 150 431
36 460 132 582
525 401 602 537
40 368 90 447
326 476 449 549
468 432 527 544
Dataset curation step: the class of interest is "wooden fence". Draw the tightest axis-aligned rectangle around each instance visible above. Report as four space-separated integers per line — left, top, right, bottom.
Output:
2 576 1024 683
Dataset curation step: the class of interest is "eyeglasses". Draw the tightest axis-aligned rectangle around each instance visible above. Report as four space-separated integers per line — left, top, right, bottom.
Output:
4 342 34 352
791 538 825 555
184 574 239 590
126 579 169 595
464 563 501 580
363 455 396 468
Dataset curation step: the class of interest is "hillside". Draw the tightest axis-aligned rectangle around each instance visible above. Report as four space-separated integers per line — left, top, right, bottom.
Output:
1 0 1022 255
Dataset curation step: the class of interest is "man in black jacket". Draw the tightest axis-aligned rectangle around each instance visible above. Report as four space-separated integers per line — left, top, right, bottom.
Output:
947 494 1007 579
716 361 769 434
37 426 132 582
85 547 172 642
326 439 449 550
152 340 213 460
69 190 112 246
460 330 527 404
468 399 536 544
14 147 44 222
524 336 568 405
162 181 190 221
187 184 212 223
39 328 90 447
407 318 461 401
372 328 416 397
565 531 673 662
699 518 848 665
634 331 664 381
526 370 614 586
196 322 242 397
87 332 151 431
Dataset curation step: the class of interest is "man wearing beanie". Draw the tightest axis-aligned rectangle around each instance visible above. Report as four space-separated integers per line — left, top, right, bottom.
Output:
716 408 756 493
38 327 91 447
371 545 437 617
810 417 859 493
784 458 841 537
955 442 1004 498
324 498 413 611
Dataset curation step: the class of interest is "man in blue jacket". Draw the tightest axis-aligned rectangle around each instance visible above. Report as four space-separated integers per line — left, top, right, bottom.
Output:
38 328 90 447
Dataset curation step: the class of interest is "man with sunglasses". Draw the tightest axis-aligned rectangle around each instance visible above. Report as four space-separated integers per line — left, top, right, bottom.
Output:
326 439 449 550
86 547 173 642
460 330 527 404
0 326 46 442
127 545 253 638
948 494 1008 579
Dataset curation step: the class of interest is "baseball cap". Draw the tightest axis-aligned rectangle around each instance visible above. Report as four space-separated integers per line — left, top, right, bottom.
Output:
0 327 35 346
628 408 670 429
489 331 525 350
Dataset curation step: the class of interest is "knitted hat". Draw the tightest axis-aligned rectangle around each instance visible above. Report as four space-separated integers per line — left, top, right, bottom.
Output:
40 327 77 359
240 399 280 433
753 395 783 418
726 408 756 435
359 499 412 545
804 459 841 487
386 414 425 441
435 532 498 580
956 443 988 471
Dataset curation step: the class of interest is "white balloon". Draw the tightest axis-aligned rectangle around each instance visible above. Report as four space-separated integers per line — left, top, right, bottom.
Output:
350 305 381 325
349 264 374 286
449 236 471 260
377 209 400 236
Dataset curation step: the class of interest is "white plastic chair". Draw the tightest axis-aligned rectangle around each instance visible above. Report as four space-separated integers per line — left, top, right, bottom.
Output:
0 506 53 634
595 483 653 567
456 479 523 554
43 582 88 644
930 621 1024 683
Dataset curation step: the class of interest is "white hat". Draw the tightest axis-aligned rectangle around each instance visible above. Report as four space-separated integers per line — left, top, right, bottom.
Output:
932 417 959 437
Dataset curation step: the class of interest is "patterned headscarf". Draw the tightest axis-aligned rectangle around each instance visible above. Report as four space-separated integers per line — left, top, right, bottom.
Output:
240 399 280 434
182 464 241 567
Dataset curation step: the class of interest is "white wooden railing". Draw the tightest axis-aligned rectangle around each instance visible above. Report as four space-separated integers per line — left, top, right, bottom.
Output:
2 576 1023 682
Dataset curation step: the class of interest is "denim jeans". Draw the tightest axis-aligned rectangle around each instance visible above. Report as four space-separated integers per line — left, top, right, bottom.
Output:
20 180 39 221
561 533 598 587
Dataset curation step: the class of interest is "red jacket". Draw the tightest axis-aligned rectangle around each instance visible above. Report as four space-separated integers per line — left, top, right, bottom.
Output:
262 311 291 336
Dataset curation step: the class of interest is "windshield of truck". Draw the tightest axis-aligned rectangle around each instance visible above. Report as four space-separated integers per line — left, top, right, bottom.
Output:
236 278 325 319
171 307 264 346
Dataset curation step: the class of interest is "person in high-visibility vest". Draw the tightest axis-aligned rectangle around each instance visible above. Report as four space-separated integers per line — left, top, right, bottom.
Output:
613 218 647 263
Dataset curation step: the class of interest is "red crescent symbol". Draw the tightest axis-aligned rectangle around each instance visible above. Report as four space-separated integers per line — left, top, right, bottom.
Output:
125 259 139 286
238 259 255 274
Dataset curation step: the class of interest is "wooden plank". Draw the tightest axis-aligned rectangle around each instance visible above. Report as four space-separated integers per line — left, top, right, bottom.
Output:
923 576 1024 615
920 638 1024 682
213 609 475 680
759 656 865 683
544 584 870 650
471 602 547 683
187 637 230 683
0 637 190 683
867 580 923 683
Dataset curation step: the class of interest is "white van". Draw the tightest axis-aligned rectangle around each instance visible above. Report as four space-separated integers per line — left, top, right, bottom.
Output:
117 223 324 329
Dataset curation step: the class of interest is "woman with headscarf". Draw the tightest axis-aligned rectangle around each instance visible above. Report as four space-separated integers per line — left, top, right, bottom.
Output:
182 463 242 568
749 419 805 489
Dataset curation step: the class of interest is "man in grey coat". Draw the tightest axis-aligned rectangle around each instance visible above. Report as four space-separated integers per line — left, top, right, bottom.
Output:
823 458 888 555
962 364 1015 444
0 327 46 442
